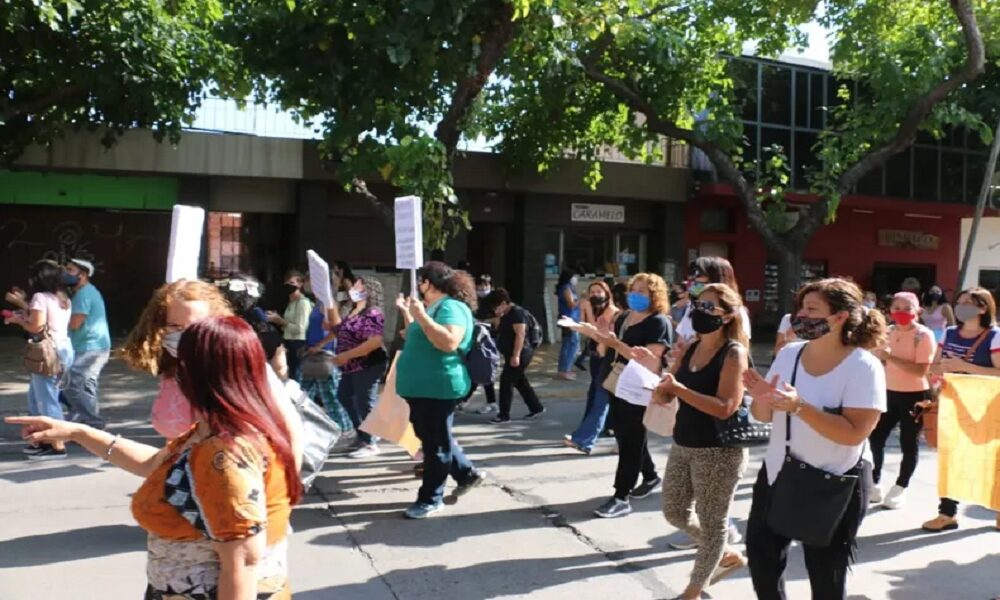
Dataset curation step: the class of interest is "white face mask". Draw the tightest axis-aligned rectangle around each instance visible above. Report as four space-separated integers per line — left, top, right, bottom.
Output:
570 276 579 287
349 288 368 303
162 330 182 358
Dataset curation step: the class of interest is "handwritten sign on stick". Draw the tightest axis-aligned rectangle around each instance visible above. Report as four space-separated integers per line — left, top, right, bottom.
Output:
306 250 334 310
394 196 423 270
165 205 205 283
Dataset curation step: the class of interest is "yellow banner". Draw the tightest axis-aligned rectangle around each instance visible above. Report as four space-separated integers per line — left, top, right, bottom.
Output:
937 374 1000 510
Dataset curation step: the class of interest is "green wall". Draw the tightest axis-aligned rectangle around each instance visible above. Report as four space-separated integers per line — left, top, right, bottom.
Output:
0 170 177 210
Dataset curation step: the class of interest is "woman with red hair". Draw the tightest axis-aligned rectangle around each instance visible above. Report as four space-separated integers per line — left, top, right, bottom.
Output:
8 316 302 599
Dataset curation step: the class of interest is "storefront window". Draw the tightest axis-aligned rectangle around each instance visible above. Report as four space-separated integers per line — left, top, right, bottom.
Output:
912 147 940 201
885 150 912 199
564 230 614 275
940 151 966 203
206 212 246 278
761 65 792 125
794 70 809 128
729 60 759 122
793 131 819 190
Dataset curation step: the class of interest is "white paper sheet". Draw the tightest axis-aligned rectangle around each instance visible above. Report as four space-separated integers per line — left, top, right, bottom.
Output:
165 205 205 283
615 359 662 407
306 250 334 311
394 195 423 270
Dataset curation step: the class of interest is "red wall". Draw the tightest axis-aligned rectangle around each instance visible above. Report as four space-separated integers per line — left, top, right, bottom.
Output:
684 186 976 320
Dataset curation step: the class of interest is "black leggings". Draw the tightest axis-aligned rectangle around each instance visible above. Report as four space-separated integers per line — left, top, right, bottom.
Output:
609 396 657 500
869 390 925 488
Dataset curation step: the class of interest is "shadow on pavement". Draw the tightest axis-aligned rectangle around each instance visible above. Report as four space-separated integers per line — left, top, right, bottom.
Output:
0 463 106 484
883 553 1000 599
0 524 145 568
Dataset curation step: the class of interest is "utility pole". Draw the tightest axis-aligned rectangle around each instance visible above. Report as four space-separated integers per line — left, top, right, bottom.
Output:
957 116 1000 292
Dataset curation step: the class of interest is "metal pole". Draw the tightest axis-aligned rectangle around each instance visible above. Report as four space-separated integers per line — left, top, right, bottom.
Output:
958 116 1000 291
410 268 418 300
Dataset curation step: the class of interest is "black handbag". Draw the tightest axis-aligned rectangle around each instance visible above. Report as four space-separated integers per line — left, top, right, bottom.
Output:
714 345 771 447
765 345 861 547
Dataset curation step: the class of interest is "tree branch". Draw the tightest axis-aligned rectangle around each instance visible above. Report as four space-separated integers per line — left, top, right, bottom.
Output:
1 85 84 123
350 177 394 228
582 64 790 253
796 0 985 242
434 0 515 158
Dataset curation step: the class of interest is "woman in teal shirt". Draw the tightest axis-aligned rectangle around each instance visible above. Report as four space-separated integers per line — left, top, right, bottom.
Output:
396 262 487 519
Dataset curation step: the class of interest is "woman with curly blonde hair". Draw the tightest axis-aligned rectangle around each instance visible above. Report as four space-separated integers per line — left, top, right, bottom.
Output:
122 280 303 469
588 272 674 518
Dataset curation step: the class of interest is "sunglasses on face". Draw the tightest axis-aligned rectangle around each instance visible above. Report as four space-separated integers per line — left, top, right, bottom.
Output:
693 300 722 313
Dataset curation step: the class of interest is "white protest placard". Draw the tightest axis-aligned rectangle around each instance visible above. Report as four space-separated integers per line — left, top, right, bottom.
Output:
165 205 205 283
306 250 334 310
394 196 423 270
615 359 662 407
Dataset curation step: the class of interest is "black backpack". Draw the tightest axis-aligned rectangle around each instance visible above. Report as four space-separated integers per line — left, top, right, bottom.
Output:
465 322 502 385
523 308 543 349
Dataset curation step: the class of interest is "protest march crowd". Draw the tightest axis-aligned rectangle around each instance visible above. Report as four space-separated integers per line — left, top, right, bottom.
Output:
4 249 1000 600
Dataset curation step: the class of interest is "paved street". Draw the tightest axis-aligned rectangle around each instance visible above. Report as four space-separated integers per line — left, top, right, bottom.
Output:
1 339 998 600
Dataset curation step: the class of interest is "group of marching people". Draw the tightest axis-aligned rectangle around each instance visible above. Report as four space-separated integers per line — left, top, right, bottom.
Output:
553 257 1000 600
6 249 1000 599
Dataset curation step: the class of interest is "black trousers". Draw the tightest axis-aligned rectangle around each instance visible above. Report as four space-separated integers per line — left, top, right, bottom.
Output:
746 464 869 600
498 353 543 418
609 396 657 500
462 382 497 405
869 390 924 488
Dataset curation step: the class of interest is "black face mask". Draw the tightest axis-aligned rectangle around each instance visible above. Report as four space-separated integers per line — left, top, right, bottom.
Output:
691 308 725 334
283 283 300 296
589 295 608 308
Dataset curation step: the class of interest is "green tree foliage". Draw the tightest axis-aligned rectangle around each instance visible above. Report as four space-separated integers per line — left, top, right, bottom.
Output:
219 0 518 250
0 0 231 163
482 0 996 305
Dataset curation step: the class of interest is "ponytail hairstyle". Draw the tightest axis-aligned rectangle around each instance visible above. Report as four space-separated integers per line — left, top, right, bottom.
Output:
701 283 748 349
796 278 887 350
417 261 478 310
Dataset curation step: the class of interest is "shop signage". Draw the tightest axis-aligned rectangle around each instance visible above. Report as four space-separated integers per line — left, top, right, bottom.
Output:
877 229 939 250
571 203 625 223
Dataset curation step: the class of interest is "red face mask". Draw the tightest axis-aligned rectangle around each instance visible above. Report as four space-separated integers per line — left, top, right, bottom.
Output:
891 311 916 326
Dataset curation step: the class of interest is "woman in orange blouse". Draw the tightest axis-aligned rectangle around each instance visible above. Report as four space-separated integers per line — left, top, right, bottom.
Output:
8 316 303 599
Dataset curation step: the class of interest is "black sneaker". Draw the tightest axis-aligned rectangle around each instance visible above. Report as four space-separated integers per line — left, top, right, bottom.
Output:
594 497 632 518
490 416 511 424
629 476 663 499
27 446 67 461
22 444 50 456
444 470 488 505
523 408 546 420
574 356 588 371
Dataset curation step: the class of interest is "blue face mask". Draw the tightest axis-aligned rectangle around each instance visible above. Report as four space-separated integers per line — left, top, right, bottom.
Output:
61 272 80 287
627 292 651 312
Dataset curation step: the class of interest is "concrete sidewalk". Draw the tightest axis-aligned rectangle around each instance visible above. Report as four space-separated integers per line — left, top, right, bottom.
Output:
1 339 998 599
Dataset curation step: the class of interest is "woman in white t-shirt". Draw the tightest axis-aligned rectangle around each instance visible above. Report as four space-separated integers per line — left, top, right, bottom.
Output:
4 260 75 460
743 278 887 600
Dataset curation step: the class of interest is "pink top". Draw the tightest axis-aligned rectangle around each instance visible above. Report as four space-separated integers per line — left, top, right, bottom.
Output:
885 323 936 392
922 304 948 334
29 292 71 343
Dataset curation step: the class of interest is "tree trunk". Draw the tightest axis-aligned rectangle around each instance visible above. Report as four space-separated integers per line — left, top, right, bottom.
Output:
773 248 804 318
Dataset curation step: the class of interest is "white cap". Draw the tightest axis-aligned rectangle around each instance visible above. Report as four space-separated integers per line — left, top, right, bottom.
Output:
69 258 95 277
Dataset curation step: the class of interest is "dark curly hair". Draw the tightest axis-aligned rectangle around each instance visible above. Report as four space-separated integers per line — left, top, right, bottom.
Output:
418 261 477 310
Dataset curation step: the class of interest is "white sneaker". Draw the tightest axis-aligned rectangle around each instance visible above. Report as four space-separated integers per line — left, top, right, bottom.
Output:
477 404 497 415
869 485 884 504
882 485 907 510
348 445 381 459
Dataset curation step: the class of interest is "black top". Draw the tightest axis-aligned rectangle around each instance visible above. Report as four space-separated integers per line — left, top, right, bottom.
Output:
610 312 673 366
497 305 531 360
672 341 736 448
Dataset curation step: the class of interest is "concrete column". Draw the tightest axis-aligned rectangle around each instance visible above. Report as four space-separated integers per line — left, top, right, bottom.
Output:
514 194 549 341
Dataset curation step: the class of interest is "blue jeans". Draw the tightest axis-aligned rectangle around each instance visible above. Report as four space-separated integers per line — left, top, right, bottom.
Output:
405 397 476 505
558 328 580 373
28 342 74 419
570 354 611 450
63 349 110 428
339 361 386 445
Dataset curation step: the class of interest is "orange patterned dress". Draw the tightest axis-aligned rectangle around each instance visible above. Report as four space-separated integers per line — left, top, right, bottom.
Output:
131 426 292 599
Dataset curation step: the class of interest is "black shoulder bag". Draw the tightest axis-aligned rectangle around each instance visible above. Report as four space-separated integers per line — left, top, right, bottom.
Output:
765 345 861 547
714 343 771 448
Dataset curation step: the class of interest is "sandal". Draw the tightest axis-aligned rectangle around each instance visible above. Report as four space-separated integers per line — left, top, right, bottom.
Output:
709 552 747 586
